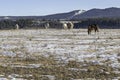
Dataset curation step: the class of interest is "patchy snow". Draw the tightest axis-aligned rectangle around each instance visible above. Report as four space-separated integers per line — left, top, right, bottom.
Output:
0 78 8 80
7 74 27 80
0 51 16 57
0 29 120 71
41 75 55 80
10 64 41 68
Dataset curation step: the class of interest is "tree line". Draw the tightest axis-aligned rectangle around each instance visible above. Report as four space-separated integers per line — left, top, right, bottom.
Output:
0 19 33 29
0 18 120 29
74 18 120 29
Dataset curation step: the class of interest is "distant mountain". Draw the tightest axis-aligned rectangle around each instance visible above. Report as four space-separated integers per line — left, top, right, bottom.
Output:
40 10 85 20
41 7 120 19
0 10 85 20
74 7 120 19
1 7 120 20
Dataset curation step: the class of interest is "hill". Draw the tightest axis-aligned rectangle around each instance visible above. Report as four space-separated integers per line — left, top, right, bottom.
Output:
74 7 120 19
1 7 120 20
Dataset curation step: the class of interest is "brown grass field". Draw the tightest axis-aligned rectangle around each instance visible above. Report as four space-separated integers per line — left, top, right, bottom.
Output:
0 29 120 80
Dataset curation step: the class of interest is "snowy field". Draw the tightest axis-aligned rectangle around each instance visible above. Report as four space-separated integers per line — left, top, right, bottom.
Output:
0 29 120 80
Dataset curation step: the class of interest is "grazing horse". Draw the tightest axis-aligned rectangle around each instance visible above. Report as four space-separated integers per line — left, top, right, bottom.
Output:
15 24 19 30
44 22 50 29
88 24 99 35
67 22 74 29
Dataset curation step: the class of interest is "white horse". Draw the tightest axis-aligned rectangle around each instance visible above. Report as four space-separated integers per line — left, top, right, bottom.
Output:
15 24 19 30
62 23 68 29
44 22 50 29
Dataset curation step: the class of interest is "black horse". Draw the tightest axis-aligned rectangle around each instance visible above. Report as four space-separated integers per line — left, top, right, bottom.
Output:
88 24 99 35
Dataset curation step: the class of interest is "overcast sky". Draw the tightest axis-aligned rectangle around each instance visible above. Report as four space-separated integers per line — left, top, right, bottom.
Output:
0 0 120 16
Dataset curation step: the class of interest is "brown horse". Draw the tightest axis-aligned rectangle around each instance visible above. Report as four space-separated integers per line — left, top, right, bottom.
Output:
88 24 99 35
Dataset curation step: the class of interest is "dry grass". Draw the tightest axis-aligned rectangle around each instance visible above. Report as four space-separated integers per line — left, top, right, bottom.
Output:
0 29 120 80
0 55 120 80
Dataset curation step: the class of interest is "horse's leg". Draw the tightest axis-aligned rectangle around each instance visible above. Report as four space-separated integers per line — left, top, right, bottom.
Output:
95 28 99 34
88 29 91 35
97 28 99 32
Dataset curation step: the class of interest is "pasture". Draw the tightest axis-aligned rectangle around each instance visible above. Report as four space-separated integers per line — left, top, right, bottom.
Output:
0 29 120 80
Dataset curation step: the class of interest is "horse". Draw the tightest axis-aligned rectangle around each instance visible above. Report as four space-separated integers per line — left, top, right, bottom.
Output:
67 22 74 29
15 24 19 30
49 21 68 29
88 24 99 35
44 22 50 29
38 22 50 29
